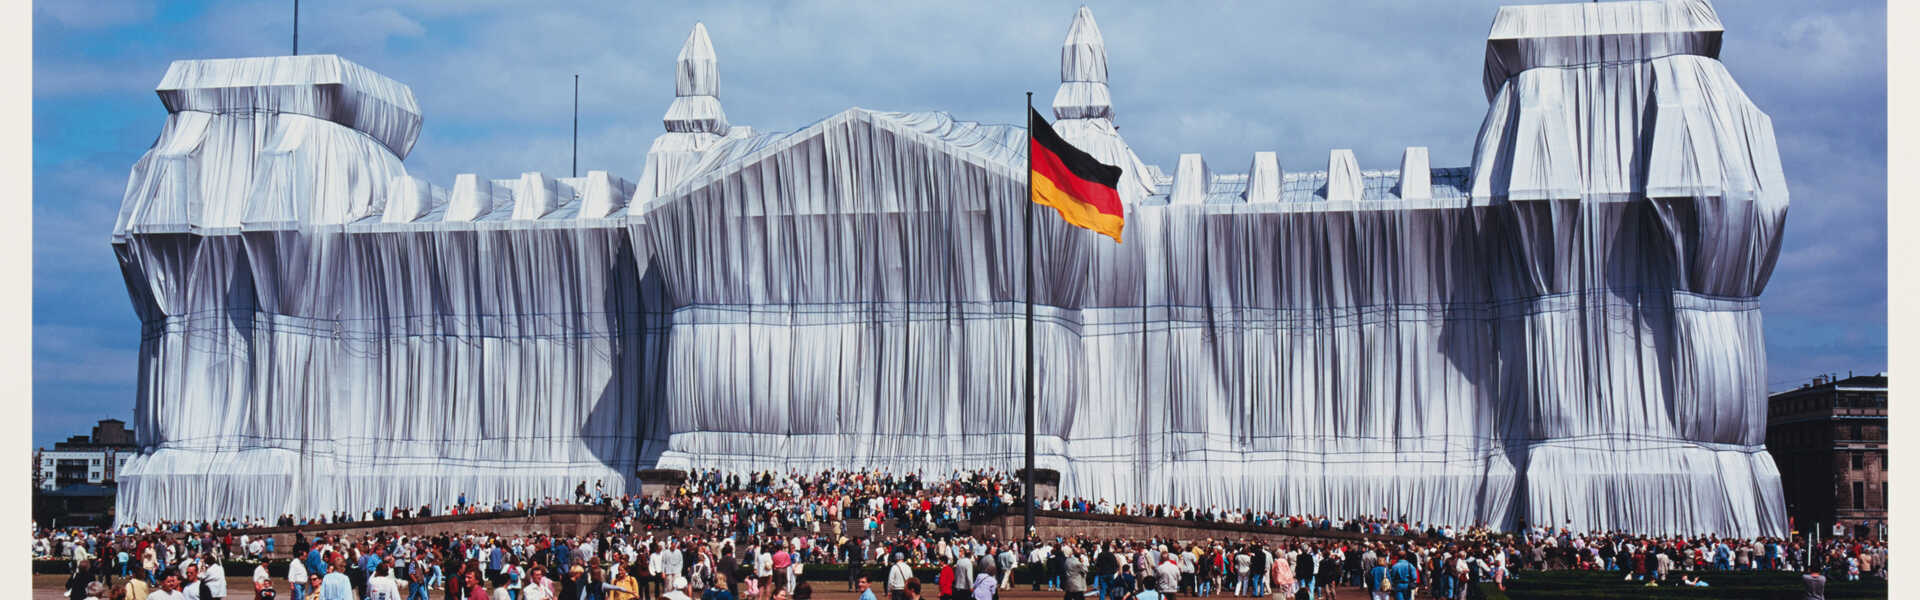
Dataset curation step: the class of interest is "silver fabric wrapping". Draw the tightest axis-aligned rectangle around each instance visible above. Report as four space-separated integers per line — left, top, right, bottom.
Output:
114 0 1789 537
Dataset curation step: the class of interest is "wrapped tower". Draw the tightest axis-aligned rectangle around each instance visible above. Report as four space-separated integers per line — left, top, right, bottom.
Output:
114 1 1788 536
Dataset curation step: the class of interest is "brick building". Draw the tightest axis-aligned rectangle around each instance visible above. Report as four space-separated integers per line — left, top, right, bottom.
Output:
1766 374 1887 540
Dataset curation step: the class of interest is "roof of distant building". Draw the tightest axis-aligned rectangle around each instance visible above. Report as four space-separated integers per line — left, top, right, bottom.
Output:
1769 373 1888 399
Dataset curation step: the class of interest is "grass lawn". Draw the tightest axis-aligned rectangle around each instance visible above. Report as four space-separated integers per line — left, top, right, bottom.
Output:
1478 570 1886 599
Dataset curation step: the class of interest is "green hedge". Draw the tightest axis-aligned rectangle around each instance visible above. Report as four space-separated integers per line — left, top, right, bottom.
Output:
1477 570 1887 600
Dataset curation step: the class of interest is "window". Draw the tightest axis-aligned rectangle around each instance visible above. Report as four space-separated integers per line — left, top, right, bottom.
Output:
1854 482 1866 510
1853 453 1865 470
1852 425 1863 440
90 458 100 466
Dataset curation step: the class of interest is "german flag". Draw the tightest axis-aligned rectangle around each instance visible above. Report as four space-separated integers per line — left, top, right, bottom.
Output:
1029 107 1124 243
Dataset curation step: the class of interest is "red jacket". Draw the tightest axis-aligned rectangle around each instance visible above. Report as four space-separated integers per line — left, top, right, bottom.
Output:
939 565 956 594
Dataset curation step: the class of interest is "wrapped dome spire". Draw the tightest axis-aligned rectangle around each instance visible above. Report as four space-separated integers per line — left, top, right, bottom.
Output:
1052 6 1113 121
664 22 730 134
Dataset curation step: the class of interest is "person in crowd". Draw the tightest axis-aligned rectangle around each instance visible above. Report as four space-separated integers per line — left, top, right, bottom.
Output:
523 565 556 600
467 568 494 600
125 565 153 600
1063 545 1089 600
1803 563 1827 600
972 564 998 600
1386 553 1416 600
253 560 274 597
1155 551 1181 599
203 553 229 600
662 577 693 600
183 562 205 599
320 558 356 600
149 569 188 600
938 555 957 600
610 561 641 600
888 552 915 600
1364 557 1388 600
367 564 402 600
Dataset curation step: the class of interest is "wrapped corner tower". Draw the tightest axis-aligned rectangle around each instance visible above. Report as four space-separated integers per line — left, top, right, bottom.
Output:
114 0 1789 536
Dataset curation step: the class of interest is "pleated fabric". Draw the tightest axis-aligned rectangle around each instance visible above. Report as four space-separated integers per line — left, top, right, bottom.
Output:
113 0 1788 537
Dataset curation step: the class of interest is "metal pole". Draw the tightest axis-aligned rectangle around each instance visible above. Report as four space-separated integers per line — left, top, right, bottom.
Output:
292 0 299 56
1023 91 1036 539
573 74 580 178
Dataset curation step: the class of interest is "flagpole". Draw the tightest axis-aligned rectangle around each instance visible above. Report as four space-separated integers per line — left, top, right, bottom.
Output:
573 74 580 178
1024 91 1036 539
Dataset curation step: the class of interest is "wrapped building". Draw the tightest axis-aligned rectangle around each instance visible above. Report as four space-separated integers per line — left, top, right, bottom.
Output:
113 0 1790 536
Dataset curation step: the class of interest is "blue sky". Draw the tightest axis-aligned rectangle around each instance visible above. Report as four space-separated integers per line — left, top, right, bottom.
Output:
32 1 1886 447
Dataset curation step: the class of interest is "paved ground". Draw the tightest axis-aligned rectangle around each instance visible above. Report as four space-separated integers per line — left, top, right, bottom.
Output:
33 576 1373 600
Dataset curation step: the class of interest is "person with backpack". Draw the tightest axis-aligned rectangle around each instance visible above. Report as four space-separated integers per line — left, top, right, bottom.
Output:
1386 553 1416 600
1365 557 1390 600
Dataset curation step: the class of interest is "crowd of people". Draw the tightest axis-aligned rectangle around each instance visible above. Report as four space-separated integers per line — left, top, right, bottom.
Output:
34 468 1887 600
94 489 597 539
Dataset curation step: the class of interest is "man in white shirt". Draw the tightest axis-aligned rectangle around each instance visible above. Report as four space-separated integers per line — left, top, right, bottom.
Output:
148 569 188 600
1155 553 1182 595
182 563 204 599
202 554 228 599
368 564 403 600
287 550 310 599
253 561 273 595
888 554 914 600
662 576 692 600
523 565 557 600
954 553 974 592
661 541 685 591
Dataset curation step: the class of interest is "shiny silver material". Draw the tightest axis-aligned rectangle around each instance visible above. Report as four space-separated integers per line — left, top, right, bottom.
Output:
114 1 1788 536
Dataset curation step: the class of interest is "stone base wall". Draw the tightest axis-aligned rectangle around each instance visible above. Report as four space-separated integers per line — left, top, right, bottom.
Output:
985 512 1415 546
199 505 615 558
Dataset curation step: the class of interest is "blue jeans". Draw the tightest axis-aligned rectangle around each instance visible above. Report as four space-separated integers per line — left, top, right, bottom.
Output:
1095 574 1112 600
292 583 310 599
